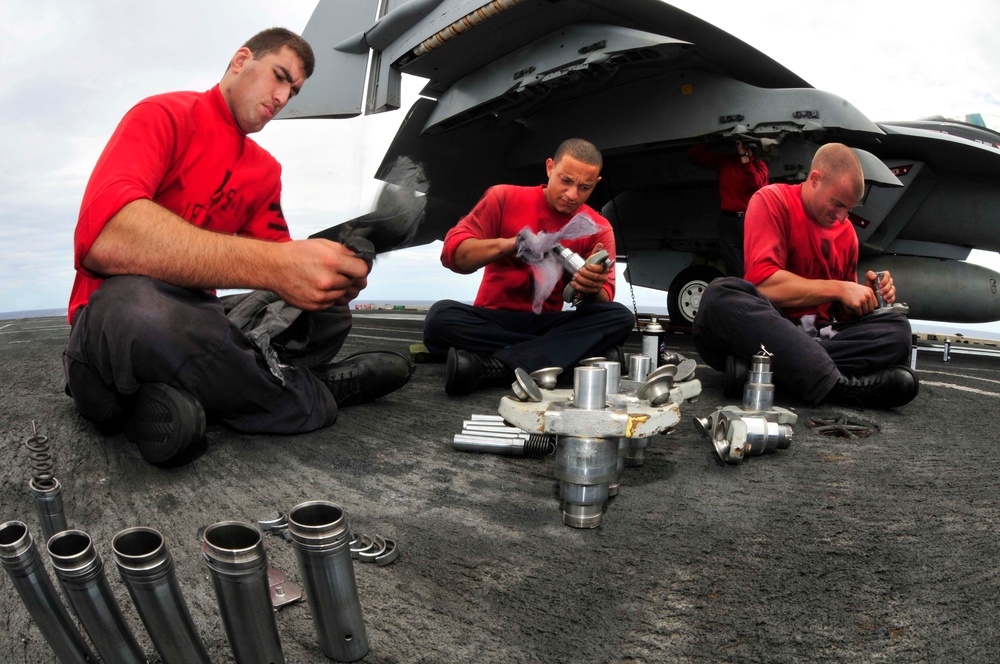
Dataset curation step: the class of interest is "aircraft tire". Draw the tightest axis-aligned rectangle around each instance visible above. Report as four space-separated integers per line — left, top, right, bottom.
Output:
667 265 725 328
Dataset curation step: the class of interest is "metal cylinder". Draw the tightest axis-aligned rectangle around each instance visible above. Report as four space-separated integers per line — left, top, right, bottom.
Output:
112 527 211 664
874 270 887 308
628 354 651 382
590 360 621 395
555 436 618 528
29 477 69 547
608 437 630 496
0 521 98 664
642 318 665 369
286 501 369 662
453 433 553 456
47 529 146 664
625 436 650 467
742 417 794 455
202 521 285 664
573 366 607 410
743 354 775 412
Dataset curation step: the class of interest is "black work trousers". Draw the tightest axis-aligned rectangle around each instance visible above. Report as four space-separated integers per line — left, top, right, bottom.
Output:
693 277 912 405
64 276 348 434
422 299 636 373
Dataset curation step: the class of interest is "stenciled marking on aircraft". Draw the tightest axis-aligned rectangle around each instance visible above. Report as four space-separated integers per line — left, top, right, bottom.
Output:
920 381 1000 398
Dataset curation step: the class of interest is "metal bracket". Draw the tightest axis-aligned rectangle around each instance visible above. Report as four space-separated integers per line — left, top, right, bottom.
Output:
267 566 304 609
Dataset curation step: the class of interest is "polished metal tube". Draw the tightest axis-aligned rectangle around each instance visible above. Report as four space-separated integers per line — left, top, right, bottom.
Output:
112 527 211 664
47 529 145 664
573 366 607 410
628 354 651 382
0 521 98 664
555 436 618 528
287 501 369 662
202 521 285 664
590 360 621 395
29 477 69 546
626 437 651 467
743 354 774 412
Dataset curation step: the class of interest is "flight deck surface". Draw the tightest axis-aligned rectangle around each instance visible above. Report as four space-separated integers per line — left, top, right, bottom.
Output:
1 311 997 662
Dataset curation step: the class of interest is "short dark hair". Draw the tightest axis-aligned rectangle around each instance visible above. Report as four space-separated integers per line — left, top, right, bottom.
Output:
553 138 603 171
243 27 315 79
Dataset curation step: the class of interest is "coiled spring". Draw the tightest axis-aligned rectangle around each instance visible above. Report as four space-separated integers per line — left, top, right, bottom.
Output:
24 423 56 491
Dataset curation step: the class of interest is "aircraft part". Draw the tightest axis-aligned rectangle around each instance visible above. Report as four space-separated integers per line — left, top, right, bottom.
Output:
111 527 213 664
0 521 98 664
668 265 725 326
858 256 1000 323
424 23 691 132
202 521 286 664
334 0 448 54
47 530 146 664
279 0 380 119
694 351 796 464
286 501 370 663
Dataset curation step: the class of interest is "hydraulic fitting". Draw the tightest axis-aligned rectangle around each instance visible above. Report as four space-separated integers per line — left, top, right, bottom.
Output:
112 527 212 664
24 427 69 545
552 242 614 306
0 521 97 664
202 521 286 664
287 501 369 663
47 529 146 664
694 349 796 464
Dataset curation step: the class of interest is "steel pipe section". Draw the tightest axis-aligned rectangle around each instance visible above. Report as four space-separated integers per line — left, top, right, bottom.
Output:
47 529 146 664
0 521 98 664
287 501 370 662
112 527 211 664
202 521 286 664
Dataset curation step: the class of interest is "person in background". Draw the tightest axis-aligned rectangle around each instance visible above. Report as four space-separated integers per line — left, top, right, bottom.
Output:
687 139 769 277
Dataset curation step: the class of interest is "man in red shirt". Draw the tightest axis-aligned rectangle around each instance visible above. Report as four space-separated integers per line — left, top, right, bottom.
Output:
687 139 769 277
64 28 412 465
423 138 635 395
692 143 918 409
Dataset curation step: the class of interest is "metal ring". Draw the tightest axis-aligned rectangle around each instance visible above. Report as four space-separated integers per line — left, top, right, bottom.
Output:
375 538 400 567
350 534 374 559
357 535 388 562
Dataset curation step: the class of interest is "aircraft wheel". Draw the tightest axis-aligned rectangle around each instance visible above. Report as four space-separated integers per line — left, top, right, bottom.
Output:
667 266 725 327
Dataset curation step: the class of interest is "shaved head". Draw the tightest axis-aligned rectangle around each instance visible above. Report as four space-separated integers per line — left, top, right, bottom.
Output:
811 143 864 200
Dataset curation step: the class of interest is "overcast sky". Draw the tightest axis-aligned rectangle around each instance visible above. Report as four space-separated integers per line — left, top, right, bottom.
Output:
3 0 1000 333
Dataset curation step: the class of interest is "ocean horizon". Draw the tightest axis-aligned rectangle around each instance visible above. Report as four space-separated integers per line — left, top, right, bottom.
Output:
5 304 999 342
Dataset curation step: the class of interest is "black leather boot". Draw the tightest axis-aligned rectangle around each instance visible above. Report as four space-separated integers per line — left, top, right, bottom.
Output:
723 355 749 399
445 348 515 396
313 351 414 407
123 383 205 465
826 365 919 409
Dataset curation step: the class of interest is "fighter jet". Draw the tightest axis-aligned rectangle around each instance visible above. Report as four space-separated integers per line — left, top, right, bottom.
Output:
282 0 1000 326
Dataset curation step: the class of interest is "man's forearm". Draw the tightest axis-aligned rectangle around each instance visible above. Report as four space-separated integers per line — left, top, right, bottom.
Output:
756 270 845 308
452 237 516 273
83 199 283 291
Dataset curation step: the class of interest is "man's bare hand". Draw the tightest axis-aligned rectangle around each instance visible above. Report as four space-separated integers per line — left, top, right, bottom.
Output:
837 279 880 318
275 239 371 310
867 269 897 305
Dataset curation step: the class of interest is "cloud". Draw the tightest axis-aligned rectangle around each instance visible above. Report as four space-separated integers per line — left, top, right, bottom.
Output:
2 0 999 323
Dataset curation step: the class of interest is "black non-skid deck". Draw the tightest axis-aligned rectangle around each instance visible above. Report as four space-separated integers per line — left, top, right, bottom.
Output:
1 312 998 663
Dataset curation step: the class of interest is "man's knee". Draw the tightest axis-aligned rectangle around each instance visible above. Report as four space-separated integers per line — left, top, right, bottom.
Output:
424 299 465 340
604 302 637 335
